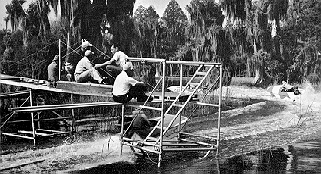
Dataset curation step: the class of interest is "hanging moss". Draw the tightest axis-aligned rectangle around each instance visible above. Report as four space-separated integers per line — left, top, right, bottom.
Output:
221 0 250 20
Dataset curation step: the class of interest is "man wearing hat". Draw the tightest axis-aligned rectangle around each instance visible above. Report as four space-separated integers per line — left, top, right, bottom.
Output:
81 40 93 52
112 62 152 103
47 55 59 87
64 40 93 82
74 50 104 83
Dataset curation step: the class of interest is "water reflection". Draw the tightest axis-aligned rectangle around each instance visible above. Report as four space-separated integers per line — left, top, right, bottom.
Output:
72 141 321 174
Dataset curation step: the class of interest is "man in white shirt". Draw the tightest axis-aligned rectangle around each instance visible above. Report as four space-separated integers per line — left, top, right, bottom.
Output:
112 62 152 103
74 50 104 83
109 44 128 68
90 43 128 84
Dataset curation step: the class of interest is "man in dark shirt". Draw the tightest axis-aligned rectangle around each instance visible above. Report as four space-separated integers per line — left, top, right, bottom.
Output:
124 114 152 139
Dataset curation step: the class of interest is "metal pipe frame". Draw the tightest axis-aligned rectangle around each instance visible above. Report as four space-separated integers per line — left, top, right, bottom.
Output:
167 61 221 66
127 57 166 63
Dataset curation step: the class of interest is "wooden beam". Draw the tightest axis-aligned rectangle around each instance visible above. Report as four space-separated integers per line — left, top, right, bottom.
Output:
0 74 21 80
143 141 200 146
37 129 69 134
0 78 112 97
10 101 122 112
1 133 34 140
0 90 30 98
179 132 218 140
0 159 45 171
194 102 219 107
6 117 70 124
162 147 216 152
56 81 112 96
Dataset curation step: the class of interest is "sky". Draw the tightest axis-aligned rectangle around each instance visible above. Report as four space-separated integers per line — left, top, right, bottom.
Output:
0 0 192 30
133 0 190 17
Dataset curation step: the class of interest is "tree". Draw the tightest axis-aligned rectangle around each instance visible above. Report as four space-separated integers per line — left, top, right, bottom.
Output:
220 0 289 85
162 0 188 60
44 0 136 67
285 0 321 82
5 0 26 32
4 16 10 32
133 5 159 58
183 0 227 64
22 1 50 45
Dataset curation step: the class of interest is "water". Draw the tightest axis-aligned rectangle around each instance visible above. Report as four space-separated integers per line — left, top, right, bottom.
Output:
71 94 321 174
72 138 321 174
2 86 320 173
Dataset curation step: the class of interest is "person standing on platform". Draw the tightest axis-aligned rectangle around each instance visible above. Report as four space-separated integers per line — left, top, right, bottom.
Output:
47 55 59 87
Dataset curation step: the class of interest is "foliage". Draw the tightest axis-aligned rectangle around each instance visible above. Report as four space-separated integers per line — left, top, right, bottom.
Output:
133 5 159 57
5 0 26 31
161 0 188 60
1 0 320 88
184 0 225 62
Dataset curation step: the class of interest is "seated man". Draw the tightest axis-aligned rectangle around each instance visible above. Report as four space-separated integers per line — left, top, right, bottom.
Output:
112 62 152 103
108 43 128 70
74 50 104 83
64 40 93 82
88 43 128 84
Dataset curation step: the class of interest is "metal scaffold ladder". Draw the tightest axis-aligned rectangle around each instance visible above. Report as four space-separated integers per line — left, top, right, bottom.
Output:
120 59 223 168
143 64 216 145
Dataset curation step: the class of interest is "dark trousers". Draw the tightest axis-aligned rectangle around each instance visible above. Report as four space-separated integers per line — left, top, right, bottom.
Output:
113 85 148 103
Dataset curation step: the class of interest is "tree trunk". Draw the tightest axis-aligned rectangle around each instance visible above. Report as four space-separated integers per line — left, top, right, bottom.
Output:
253 41 261 84
246 58 251 77
32 66 35 79
65 32 71 63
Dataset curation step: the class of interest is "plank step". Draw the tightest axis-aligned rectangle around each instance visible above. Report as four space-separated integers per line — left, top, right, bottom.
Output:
179 132 219 139
145 136 159 141
172 103 184 107
137 105 162 111
195 72 207 76
155 126 168 129
195 102 219 107
189 83 199 87
162 147 217 152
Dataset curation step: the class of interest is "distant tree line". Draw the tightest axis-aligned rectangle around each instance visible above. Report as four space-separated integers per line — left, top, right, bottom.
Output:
0 0 320 85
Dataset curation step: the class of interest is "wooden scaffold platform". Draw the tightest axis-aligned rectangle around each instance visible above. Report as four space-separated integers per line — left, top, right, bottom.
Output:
0 88 124 145
1 56 223 167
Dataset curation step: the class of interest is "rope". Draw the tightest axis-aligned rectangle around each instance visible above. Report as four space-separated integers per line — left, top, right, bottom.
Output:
91 44 111 59
145 151 158 164
59 40 82 57
59 45 82 60
0 112 15 129
18 40 59 63
0 95 30 128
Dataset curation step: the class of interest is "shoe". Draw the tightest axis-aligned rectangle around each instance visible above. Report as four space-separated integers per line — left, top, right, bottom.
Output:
100 77 110 85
